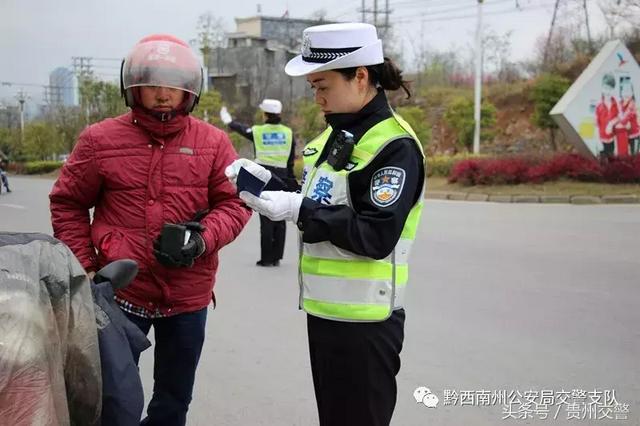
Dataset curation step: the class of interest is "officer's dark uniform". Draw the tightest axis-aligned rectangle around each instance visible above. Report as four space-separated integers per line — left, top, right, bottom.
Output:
228 116 298 266
296 90 425 426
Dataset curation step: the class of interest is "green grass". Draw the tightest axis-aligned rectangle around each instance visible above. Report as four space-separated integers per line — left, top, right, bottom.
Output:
426 176 640 196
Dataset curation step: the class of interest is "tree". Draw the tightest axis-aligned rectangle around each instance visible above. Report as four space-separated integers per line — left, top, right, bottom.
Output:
421 50 465 88
309 9 328 21
0 127 20 159
192 89 251 155
192 89 223 125
443 96 497 151
531 74 571 151
196 12 226 67
79 79 127 124
289 99 325 145
395 106 431 148
23 122 64 161
598 0 640 37
45 106 85 154
482 29 520 81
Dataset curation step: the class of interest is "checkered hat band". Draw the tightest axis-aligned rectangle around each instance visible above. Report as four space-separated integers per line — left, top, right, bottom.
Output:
302 46 360 63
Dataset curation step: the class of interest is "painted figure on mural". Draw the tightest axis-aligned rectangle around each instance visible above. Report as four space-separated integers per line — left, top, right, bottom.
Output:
595 73 640 158
596 73 618 158
618 77 639 155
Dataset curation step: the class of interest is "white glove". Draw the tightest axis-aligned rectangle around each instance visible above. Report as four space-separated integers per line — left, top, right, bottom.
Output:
239 190 304 223
605 119 617 135
220 106 232 125
225 158 272 188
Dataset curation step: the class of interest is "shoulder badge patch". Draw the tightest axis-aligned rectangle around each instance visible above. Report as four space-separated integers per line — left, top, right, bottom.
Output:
370 166 405 207
303 147 318 156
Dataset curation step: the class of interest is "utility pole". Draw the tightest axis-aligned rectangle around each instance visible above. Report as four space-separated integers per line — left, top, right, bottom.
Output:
72 56 94 80
384 0 389 30
44 85 63 107
472 0 484 154
72 56 94 125
374 0 378 27
360 0 391 38
544 0 561 68
15 90 29 143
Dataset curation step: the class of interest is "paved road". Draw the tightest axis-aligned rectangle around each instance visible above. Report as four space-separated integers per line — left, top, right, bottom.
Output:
1 176 638 425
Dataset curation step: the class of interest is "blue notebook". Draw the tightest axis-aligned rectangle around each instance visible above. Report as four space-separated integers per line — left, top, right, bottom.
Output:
237 166 267 196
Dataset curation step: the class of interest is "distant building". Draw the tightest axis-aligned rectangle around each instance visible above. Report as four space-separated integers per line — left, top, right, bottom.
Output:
49 67 78 107
235 15 327 49
206 15 335 117
0 103 20 128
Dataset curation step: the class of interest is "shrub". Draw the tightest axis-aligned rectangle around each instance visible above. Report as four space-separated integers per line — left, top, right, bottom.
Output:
290 99 325 145
530 74 571 151
443 96 497 150
427 154 482 177
448 153 640 185
23 161 63 175
449 156 535 185
449 158 482 186
475 156 532 185
524 153 603 183
395 106 431 147
602 156 640 183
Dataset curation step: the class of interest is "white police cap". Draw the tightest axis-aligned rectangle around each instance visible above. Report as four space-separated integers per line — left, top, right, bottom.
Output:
285 23 384 77
259 99 282 114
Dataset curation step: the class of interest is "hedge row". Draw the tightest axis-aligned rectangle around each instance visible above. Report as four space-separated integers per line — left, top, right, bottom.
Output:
23 161 64 175
427 154 482 177
449 154 640 185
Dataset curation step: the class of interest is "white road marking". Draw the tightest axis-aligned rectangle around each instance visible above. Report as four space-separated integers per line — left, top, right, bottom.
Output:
0 203 27 210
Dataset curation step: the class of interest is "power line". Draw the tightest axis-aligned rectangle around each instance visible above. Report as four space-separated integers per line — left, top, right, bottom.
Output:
1 81 78 91
393 1 556 24
393 0 513 20
393 0 473 6
357 0 393 35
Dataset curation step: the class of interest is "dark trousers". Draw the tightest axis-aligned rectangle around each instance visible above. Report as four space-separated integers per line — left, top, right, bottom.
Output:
307 309 405 426
0 173 9 191
601 142 615 157
124 308 207 426
630 137 639 155
259 214 286 263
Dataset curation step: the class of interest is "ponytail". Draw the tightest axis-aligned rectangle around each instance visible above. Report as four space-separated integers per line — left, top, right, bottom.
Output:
371 57 411 99
334 57 412 99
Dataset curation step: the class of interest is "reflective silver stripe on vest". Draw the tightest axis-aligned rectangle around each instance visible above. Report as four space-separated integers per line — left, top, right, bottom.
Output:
303 238 413 265
303 274 408 307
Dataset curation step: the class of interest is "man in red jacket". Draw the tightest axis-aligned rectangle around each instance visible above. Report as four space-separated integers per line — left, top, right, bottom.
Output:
49 34 251 426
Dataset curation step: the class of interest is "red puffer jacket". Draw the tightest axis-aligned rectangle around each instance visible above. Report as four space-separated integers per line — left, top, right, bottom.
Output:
50 109 252 315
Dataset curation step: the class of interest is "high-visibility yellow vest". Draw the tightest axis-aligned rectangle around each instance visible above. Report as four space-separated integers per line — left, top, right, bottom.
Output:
251 124 293 168
300 113 425 322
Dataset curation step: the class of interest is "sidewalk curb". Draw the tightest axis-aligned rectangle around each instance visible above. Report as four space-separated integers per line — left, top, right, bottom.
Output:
426 191 640 205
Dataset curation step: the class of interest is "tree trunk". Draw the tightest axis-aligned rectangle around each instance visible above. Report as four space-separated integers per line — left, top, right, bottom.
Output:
549 128 558 151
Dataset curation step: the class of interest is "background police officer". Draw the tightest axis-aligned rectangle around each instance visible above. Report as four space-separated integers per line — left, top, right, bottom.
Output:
220 99 297 267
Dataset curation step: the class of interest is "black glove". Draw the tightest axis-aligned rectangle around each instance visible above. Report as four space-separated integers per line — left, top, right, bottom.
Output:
153 222 206 268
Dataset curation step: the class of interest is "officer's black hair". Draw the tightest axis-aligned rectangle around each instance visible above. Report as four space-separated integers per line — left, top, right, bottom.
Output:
335 57 411 99
264 112 281 124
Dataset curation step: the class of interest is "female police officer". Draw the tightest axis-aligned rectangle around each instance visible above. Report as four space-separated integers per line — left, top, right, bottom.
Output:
226 23 425 426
